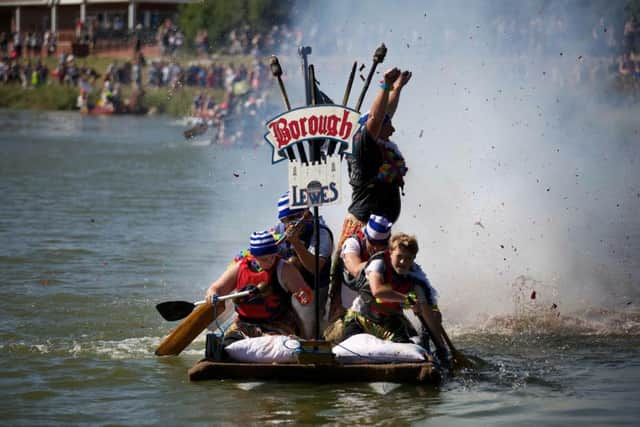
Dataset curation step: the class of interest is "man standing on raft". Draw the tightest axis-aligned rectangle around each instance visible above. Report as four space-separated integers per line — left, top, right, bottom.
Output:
329 66 412 319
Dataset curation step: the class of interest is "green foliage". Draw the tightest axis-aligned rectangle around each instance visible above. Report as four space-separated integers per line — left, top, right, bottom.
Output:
626 0 640 19
0 82 231 116
178 0 293 50
0 83 78 110
144 87 193 115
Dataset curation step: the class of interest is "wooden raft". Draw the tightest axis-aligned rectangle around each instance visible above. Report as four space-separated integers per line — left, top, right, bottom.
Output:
188 360 442 384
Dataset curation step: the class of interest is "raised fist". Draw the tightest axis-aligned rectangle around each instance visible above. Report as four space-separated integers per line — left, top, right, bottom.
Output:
383 67 401 85
394 70 412 90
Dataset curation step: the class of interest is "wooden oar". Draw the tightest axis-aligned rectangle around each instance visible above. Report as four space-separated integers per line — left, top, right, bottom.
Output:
417 315 474 372
154 289 254 356
441 328 475 371
183 121 208 139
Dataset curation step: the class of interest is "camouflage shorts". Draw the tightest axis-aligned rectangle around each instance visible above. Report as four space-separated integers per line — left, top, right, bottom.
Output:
341 310 413 343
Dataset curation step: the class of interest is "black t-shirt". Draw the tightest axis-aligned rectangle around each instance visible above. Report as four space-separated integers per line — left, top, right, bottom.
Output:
347 129 401 223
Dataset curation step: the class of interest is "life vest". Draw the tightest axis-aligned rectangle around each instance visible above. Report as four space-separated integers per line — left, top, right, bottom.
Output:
274 220 333 288
355 250 414 320
341 230 369 290
234 256 290 321
376 139 407 190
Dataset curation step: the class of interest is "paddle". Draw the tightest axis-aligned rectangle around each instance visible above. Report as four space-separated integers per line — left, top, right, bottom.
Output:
155 288 258 357
183 121 208 139
417 315 474 373
156 299 206 321
441 328 475 371
156 288 256 322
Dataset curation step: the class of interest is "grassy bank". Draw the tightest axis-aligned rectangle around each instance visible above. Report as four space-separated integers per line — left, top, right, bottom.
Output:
0 82 210 116
0 83 79 110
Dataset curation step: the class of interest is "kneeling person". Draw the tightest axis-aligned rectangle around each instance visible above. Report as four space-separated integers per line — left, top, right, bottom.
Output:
332 214 393 320
204 230 313 350
342 233 447 355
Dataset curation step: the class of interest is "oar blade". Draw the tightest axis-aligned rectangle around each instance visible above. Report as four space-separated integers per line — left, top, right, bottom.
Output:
156 301 224 356
156 301 196 321
451 349 475 371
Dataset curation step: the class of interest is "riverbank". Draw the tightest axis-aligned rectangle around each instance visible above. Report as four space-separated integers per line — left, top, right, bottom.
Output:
0 82 204 116
0 53 259 117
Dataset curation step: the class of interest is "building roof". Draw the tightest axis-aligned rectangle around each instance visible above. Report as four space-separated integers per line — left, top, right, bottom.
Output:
0 0 198 6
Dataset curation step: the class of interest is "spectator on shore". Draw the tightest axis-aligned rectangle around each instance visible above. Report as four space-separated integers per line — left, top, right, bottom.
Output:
90 20 98 50
131 55 144 87
195 29 209 57
12 32 23 58
44 31 57 57
0 32 7 56
0 58 7 83
133 24 143 55
64 55 80 86
157 18 172 57
619 52 633 76
623 17 637 55
27 32 40 58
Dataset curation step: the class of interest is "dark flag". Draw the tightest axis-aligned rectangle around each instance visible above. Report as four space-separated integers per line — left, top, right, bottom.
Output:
311 79 338 157
312 79 334 105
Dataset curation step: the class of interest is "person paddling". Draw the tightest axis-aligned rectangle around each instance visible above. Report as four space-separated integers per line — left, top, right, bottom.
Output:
335 214 394 319
339 233 451 368
204 230 313 353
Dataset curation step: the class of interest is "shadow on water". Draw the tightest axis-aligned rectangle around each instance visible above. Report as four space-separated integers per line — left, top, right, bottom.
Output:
183 381 443 426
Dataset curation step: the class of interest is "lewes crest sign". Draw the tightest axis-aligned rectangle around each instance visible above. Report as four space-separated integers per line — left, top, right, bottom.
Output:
264 105 361 208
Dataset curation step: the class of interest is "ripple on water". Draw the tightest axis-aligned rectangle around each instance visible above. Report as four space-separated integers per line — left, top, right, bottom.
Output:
18 390 59 401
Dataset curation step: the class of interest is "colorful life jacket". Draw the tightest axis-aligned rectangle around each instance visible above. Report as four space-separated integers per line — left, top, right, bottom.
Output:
274 220 333 288
234 256 289 321
355 250 414 320
348 129 408 191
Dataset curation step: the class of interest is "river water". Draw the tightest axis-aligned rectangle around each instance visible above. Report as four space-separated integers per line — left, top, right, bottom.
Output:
1 109 639 426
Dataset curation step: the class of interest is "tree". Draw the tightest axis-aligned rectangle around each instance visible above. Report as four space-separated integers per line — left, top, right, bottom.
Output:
626 0 640 20
178 0 293 52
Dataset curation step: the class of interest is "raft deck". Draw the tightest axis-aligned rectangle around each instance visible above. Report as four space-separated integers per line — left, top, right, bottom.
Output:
188 359 442 384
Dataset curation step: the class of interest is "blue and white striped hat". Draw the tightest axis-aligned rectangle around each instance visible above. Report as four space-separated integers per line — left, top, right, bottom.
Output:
363 214 393 244
277 191 307 220
249 230 278 256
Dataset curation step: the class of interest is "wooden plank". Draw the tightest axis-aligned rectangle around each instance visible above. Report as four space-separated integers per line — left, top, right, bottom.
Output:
188 360 442 384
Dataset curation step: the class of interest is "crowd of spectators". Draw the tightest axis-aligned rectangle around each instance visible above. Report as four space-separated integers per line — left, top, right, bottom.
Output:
0 49 101 88
225 23 302 57
617 16 640 100
183 58 274 145
2 11 639 105
0 30 57 60
153 19 302 59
